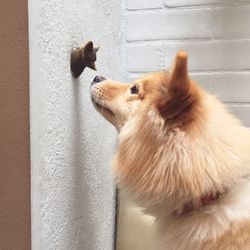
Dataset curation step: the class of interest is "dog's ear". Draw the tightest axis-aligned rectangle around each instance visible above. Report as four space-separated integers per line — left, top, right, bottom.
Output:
169 51 189 97
158 51 199 125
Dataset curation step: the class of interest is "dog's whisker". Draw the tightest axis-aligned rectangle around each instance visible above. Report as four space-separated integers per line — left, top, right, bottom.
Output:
100 100 105 115
95 92 101 106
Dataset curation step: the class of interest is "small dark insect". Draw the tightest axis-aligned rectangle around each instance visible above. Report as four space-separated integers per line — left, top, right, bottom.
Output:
70 41 100 78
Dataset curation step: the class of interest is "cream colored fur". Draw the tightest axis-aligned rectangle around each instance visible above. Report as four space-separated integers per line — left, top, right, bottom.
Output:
91 52 250 249
117 191 156 250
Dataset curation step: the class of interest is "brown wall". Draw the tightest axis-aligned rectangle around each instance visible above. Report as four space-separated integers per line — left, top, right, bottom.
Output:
0 0 31 249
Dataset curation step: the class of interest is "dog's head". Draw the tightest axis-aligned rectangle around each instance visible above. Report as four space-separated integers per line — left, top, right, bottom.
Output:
90 51 249 207
90 51 202 132
90 51 205 202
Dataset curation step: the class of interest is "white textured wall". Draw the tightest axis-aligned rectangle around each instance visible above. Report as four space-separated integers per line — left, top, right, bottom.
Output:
125 0 250 126
29 0 124 249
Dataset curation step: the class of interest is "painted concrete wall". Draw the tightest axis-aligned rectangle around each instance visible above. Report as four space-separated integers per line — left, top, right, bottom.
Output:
29 0 124 249
125 0 250 127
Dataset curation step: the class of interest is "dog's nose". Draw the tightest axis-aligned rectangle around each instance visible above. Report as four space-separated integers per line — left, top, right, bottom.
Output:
92 75 106 85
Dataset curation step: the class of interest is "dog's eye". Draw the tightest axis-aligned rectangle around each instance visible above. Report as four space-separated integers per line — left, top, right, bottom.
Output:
130 85 139 94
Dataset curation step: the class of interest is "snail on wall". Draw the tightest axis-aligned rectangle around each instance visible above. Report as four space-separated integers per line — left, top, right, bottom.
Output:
70 41 100 78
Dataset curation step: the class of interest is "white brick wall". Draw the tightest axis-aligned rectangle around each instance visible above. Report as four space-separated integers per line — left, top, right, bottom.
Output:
125 0 250 126
127 7 250 41
127 0 163 10
165 0 250 7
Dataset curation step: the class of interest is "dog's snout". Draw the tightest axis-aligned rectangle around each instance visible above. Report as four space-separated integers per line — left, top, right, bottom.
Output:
92 75 106 85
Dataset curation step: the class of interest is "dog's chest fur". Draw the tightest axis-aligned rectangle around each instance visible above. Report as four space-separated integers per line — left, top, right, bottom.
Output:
159 178 250 249
118 178 250 250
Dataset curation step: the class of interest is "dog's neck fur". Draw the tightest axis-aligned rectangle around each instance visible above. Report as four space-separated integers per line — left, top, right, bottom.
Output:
114 91 250 248
154 177 250 250
119 176 250 250
115 92 250 202
172 191 223 217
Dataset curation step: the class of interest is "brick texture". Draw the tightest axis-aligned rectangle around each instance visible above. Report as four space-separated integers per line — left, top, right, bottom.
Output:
127 6 250 41
165 0 250 7
127 40 250 72
127 0 163 10
125 0 250 126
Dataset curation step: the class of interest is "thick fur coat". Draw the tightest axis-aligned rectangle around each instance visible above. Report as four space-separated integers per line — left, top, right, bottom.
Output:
91 52 250 249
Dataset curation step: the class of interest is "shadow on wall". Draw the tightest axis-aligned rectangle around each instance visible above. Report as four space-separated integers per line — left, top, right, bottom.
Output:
70 77 96 249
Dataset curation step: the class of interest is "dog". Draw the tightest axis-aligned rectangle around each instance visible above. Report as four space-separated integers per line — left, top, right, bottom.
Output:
90 51 250 250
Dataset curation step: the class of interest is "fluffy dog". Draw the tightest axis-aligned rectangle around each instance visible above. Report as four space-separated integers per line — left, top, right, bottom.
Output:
90 51 250 250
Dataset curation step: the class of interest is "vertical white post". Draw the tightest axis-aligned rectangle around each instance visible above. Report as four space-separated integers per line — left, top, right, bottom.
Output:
29 0 124 249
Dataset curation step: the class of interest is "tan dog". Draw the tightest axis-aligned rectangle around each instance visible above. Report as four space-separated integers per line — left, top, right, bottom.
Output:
90 52 250 250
